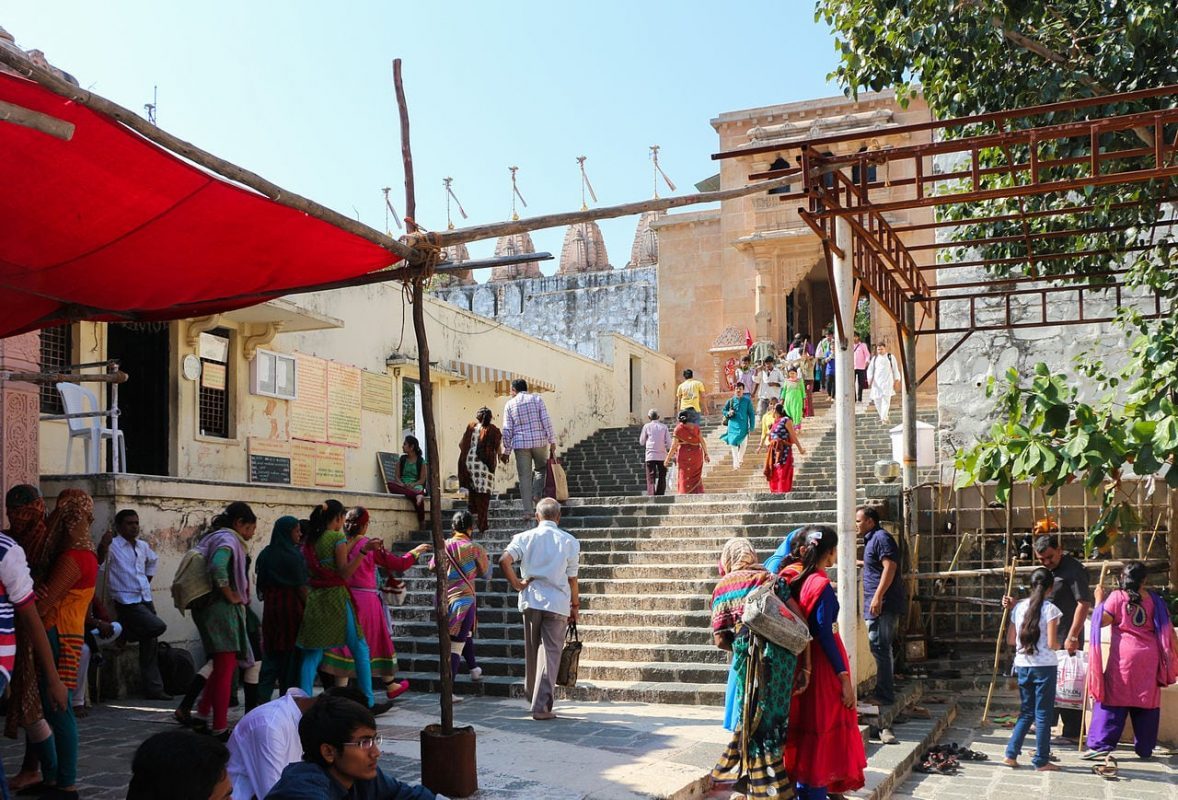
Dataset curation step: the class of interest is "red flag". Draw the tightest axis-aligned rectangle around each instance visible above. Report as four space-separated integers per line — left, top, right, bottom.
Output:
744 328 753 348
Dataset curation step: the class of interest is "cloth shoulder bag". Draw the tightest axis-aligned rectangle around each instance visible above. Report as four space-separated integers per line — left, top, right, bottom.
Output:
545 458 570 502
741 575 812 655
556 621 583 687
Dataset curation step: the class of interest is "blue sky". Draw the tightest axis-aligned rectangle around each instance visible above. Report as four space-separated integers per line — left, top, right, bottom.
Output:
5 2 841 276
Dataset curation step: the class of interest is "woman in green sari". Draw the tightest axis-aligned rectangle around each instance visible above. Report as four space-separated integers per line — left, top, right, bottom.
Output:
781 367 806 431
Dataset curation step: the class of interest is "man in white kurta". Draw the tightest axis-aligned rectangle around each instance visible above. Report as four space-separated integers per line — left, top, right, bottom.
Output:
866 343 901 422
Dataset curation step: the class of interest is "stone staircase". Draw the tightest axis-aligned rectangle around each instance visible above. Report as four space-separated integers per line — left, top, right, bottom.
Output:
393 395 908 705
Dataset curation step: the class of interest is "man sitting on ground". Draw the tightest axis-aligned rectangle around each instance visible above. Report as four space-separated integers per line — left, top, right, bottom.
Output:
228 686 366 800
265 695 439 799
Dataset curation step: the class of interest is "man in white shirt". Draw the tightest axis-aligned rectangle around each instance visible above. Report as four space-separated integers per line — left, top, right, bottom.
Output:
755 357 785 417
98 509 169 699
499 498 580 721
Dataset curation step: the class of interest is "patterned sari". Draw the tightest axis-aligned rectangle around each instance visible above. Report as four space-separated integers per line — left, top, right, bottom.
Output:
763 416 795 494
672 422 705 494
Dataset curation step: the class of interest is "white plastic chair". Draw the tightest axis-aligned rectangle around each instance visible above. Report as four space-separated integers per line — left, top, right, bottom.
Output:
56 382 126 473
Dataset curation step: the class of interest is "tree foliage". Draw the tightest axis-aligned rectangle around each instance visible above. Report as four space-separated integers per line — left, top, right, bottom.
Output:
817 0 1178 552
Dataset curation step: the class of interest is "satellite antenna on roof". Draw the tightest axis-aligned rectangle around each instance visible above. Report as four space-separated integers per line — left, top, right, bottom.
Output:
443 177 468 231
509 166 528 221
650 145 677 199
381 187 403 232
144 85 157 126
576 156 598 211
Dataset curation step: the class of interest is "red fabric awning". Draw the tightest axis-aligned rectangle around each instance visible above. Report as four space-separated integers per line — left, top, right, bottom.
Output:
0 72 399 338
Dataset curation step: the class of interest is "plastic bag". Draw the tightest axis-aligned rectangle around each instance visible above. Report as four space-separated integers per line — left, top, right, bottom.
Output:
1055 650 1087 708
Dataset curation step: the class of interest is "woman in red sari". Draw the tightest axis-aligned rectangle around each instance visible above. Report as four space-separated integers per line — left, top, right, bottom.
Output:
665 410 710 494
783 526 866 799
763 404 805 494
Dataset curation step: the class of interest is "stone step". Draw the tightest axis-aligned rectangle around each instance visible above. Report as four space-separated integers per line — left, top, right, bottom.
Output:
396 604 711 627
395 619 710 646
400 671 727 705
398 576 724 595
397 652 729 685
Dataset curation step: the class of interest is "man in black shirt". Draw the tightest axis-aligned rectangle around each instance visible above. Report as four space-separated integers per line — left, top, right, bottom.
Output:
1004 535 1092 743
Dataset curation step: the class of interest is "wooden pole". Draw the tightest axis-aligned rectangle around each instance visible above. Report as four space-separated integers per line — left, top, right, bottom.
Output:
394 58 453 735
981 561 1019 724
1078 560 1111 751
0 98 74 140
0 46 423 265
435 173 797 247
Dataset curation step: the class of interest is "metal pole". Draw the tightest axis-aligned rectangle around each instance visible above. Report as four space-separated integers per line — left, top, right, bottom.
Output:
833 214 858 682
902 301 917 550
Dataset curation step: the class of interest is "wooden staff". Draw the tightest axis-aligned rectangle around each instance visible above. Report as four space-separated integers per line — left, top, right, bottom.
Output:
1078 560 1111 751
980 560 1019 724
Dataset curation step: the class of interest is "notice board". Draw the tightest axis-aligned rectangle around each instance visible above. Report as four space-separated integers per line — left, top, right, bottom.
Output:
247 438 291 485
290 353 328 442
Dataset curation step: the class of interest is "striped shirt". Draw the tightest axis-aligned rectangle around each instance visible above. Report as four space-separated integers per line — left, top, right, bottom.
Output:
0 534 35 681
501 392 555 451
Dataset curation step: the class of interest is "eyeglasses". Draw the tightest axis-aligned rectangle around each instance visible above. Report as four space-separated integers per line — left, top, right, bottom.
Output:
342 735 383 750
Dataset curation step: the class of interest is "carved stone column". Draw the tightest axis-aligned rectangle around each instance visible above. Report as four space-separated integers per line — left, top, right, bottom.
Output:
754 255 774 341
0 332 41 521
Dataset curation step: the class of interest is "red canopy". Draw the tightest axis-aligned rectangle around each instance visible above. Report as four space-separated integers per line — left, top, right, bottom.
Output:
0 72 398 338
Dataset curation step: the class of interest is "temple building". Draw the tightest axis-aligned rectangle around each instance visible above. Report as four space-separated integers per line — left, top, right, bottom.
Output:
431 215 659 359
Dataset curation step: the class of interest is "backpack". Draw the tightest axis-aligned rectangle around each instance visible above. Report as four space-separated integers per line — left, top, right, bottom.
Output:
171 547 213 614
156 642 196 696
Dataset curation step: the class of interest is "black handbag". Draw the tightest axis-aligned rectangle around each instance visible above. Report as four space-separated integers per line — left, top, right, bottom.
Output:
556 621 583 688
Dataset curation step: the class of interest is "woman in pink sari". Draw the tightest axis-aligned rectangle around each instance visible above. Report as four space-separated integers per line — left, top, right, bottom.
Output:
1084 562 1178 760
321 507 430 701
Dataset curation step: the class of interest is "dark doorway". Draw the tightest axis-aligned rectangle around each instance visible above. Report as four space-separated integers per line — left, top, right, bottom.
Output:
107 323 171 475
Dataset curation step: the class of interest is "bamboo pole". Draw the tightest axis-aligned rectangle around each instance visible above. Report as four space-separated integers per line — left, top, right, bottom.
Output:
394 58 453 735
0 46 424 266
1078 561 1111 751
981 561 1019 724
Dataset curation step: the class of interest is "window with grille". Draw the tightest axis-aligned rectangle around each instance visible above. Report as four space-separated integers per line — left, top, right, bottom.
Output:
198 328 232 438
39 324 72 414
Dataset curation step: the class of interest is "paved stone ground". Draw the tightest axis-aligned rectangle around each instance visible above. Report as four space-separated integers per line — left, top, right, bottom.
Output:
893 704 1178 800
0 692 730 800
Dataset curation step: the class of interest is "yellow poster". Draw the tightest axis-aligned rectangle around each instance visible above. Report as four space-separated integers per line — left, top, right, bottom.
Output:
290 354 328 442
291 440 318 487
315 443 347 487
201 362 227 391
361 370 395 415
327 362 362 448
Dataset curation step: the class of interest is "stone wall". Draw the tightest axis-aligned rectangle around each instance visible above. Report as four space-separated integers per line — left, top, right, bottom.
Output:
432 267 658 360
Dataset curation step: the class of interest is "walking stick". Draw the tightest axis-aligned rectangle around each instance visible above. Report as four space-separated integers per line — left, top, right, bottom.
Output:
981 561 1018 725
1078 560 1111 751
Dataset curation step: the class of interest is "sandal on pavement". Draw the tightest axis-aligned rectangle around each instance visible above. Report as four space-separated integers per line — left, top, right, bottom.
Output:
1081 749 1113 761
1092 754 1118 780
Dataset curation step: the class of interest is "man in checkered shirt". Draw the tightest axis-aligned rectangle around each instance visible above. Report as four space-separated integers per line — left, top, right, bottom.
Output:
499 379 556 517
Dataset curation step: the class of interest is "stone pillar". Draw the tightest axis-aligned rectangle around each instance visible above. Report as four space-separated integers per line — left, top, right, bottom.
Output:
754 256 773 341
0 332 41 521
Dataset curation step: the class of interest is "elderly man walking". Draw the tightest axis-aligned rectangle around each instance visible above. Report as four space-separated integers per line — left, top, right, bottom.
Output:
499 498 580 721
500 379 556 520
639 410 672 496
99 508 171 699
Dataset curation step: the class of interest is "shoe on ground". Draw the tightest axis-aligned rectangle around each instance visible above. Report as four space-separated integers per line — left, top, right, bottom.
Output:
386 680 410 701
145 690 173 701
1051 735 1078 746
532 710 557 720
880 727 899 745
1081 749 1113 761
469 666 483 682
450 694 464 705
369 700 395 717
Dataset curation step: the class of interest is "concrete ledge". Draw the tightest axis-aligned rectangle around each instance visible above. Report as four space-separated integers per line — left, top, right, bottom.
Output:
852 702 959 800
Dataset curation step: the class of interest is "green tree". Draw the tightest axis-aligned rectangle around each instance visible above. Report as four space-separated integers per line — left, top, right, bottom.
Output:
817 0 1178 552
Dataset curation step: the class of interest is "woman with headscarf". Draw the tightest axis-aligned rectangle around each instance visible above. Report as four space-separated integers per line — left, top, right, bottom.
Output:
321 506 429 703
665 411 710 495
708 537 808 799
20 488 99 800
4 484 66 794
431 510 490 693
255 516 309 702
191 501 257 739
763 404 806 494
1084 562 1178 761
784 527 866 799
458 407 502 534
